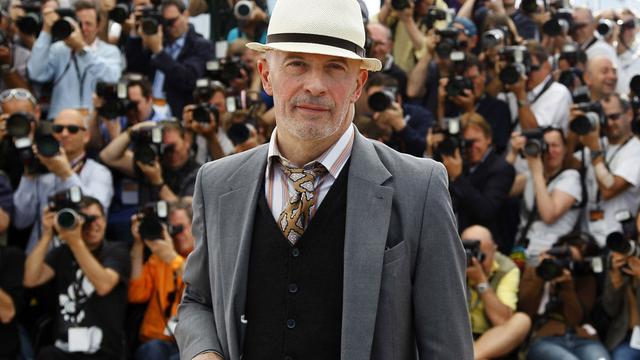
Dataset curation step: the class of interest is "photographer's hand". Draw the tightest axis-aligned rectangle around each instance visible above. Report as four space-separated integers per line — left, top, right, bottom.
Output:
41 208 56 241
442 148 463 181
37 147 74 180
141 25 163 54
525 153 543 175
465 257 488 286
54 214 84 248
0 114 7 142
610 252 627 289
63 20 87 53
373 102 405 132
622 257 640 280
136 159 163 186
183 104 218 138
42 8 59 34
453 89 476 113
0 46 11 65
144 226 178 264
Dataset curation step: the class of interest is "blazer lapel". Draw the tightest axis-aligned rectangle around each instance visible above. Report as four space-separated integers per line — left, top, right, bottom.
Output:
341 132 394 360
217 145 268 357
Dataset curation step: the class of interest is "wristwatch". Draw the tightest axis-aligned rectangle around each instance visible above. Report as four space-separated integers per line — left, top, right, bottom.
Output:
517 99 529 108
591 150 604 161
77 46 91 57
476 282 490 295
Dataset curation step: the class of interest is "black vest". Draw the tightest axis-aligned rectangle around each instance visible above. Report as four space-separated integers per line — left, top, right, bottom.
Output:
243 162 350 360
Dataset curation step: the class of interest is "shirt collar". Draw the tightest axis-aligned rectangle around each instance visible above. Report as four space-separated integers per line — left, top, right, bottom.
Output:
529 75 552 98
383 54 395 71
267 124 355 180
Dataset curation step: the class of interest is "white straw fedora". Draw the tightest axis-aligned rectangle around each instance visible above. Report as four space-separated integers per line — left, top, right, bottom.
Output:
246 0 382 72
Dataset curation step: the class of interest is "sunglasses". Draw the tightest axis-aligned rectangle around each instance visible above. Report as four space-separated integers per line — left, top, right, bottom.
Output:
0 88 37 105
606 112 623 121
52 124 87 134
163 16 179 27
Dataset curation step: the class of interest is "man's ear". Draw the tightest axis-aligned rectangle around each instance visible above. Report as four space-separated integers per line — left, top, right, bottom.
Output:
350 68 369 103
258 57 273 95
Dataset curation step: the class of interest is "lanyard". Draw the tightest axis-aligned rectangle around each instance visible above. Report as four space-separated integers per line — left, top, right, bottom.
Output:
529 78 554 105
595 136 633 204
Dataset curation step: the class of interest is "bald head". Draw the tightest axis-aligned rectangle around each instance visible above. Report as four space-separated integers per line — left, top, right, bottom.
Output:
53 108 90 160
366 22 393 63
572 7 596 45
461 225 495 250
585 56 618 100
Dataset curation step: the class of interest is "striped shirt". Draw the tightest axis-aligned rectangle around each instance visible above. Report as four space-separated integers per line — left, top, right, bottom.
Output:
265 124 355 222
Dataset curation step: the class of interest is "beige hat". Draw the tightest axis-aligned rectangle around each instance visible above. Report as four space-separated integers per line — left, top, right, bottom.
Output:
246 0 382 72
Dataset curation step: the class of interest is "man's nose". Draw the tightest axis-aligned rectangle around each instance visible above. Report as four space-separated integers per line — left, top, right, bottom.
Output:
304 67 329 96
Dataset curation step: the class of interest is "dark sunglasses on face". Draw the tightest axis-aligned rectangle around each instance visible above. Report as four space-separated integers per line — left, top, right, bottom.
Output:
163 16 179 27
52 124 87 134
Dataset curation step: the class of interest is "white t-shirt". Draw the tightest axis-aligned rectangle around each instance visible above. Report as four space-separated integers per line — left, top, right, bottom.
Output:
528 77 573 133
580 137 640 246
521 169 583 258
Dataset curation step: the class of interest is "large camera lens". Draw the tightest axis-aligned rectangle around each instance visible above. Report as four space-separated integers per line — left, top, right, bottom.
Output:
569 112 598 135
109 4 129 23
56 208 80 229
368 91 392 112
543 19 562 36
391 0 412 10
499 65 520 85
141 18 159 35
36 134 60 157
606 232 636 256
630 75 640 96
6 113 32 138
16 13 42 35
51 18 74 41
192 105 212 123
523 139 543 157
234 0 253 20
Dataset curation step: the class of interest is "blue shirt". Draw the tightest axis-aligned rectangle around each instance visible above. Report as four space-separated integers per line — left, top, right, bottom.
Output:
152 34 187 99
27 33 123 119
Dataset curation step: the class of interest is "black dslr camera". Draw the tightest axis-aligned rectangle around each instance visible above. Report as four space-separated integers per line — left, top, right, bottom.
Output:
422 7 452 30
191 78 221 124
606 210 640 257
521 128 547 157
138 200 168 240
6 113 59 174
482 26 510 50
498 46 531 85
368 86 398 112
446 75 473 98
96 81 131 119
109 0 130 24
391 0 413 11
137 6 164 35
205 57 249 86
462 240 485 267
130 125 166 165
48 186 96 230
435 28 465 60
542 8 573 37
536 244 573 281
15 2 43 36
433 117 472 157
51 8 77 41
569 102 605 135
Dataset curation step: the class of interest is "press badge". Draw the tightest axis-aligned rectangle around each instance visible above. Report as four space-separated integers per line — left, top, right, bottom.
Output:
631 326 640 349
589 209 605 222
164 317 178 337
68 327 91 352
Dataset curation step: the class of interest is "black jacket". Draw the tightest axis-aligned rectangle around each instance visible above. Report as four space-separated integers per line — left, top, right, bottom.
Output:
449 150 515 250
124 26 214 116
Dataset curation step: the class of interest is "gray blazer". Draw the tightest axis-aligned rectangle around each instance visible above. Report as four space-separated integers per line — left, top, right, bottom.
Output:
175 130 474 360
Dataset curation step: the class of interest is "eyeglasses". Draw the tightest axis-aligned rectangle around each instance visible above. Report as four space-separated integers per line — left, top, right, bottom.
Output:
606 112 623 121
163 16 179 27
0 88 37 105
52 124 87 134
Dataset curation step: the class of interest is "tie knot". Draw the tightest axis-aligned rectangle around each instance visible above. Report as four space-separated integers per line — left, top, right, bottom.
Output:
278 158 327 193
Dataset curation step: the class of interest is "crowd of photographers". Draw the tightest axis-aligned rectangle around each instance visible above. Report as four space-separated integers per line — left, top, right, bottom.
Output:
0 0 639 358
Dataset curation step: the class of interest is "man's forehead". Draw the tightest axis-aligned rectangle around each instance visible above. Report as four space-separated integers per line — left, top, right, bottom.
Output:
55 112 82 125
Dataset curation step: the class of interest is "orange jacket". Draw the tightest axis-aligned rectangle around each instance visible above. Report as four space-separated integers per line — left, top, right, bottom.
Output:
128 254 185 342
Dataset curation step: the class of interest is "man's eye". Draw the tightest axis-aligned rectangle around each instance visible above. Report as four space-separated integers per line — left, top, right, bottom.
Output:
328 63 346 71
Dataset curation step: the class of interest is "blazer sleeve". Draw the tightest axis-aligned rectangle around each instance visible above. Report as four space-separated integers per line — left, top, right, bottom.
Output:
414 162 474 359
175 165 224 359
151 37 213 93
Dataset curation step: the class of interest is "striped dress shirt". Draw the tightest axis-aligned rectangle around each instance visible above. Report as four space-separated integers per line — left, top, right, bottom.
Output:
265 124 355 222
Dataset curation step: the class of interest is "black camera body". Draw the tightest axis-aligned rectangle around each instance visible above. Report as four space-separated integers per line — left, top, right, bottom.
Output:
422 7 450 30
131 126 165 165
536 244 573 281
368 86 398 112
109 0 130 24
498 46 531 85
48 186 88 230
6 113 58 174
482 27 509 50
435 28 464 59
570 102 605 135
138 6 163 35
391 0 414 11
596 19 614 38
96 81 131 119
521 128 547 157
446 75 473 98
192 103 220 124
462 240 485 267
542 9 573 37
51 8 77 41
205 57 249 86
15 3 43 35
434 117 471 157
138 200 169 240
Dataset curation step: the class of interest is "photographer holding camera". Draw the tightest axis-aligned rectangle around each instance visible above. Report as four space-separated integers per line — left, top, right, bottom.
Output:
27 0 123 119
363 72 433 157
129 200 194 360
366 22 408 100
13 108 114 253
124 0 214 117
89 76 170 148
99 120 200 204
461 225 531 359
519 232 610 360
502 42 572 132
226 0 268 44
437 54 512 154
374 0 449 73
0 9 31 91
568 93 640 247
23 195 130 359
436 113 516 251
584 55 619 102
508 128 583 258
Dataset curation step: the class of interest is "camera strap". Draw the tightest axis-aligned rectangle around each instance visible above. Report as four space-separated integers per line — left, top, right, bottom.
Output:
53 55 74 88
516 170 564 248
595 136 633 204
583 37 599 52
71 55 90 106
529 77 554 106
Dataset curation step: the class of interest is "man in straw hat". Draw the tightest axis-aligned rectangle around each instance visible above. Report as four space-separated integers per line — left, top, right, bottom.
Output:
175 0 474 359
